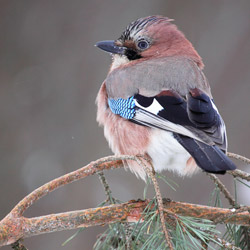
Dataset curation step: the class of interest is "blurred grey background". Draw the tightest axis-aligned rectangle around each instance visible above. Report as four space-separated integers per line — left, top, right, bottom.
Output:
0 0 250 249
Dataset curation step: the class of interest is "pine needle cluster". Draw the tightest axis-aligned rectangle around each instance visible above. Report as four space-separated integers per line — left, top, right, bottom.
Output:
63 170 250 249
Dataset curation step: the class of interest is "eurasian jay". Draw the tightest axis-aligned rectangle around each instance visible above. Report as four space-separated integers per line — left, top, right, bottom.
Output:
95 16 236 180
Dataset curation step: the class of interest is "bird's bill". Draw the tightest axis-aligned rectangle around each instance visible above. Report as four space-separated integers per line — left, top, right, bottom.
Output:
95 40 126 55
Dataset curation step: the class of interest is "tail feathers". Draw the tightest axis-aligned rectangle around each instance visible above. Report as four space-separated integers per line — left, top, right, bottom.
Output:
174 134 236 174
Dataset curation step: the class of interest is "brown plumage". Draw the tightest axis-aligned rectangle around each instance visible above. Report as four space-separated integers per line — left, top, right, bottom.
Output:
96 83 152 178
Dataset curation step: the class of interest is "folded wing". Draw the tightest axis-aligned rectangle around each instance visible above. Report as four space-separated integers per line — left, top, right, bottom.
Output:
108 88 236 173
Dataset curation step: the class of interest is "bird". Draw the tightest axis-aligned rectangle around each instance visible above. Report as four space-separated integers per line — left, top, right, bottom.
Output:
95 15 236 180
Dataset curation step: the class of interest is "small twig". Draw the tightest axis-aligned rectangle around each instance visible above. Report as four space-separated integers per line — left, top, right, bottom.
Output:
242 226 250 249
193 228 242 250
97 170 135 249
207 173 238 208
227 152 250 165
201 239 209 250
12 155 128 217
226 152 250 181
212 234 242 250
228 169 250 181
164 209 241 250
97 170 134 249
124 222 133 250
134 156 174 250
97 171 115 204
11 240 28 250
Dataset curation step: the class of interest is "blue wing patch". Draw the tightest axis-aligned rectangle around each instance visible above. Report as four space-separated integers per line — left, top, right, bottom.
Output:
108 96 136 119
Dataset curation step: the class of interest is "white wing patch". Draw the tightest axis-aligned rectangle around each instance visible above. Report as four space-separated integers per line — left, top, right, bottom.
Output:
133 96 226 147
134 98 163 114
133 97 203 141
133 98 204 142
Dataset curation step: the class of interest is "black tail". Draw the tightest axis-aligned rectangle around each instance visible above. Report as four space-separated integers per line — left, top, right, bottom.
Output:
174 134 236 174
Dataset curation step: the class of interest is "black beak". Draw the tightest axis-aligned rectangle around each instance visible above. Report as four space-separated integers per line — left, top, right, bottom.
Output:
95 40 126 55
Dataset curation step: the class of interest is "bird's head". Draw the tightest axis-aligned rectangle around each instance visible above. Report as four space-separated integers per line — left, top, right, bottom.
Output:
96 16 203 70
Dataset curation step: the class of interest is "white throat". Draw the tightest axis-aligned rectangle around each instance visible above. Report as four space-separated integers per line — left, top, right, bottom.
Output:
110 54 129 71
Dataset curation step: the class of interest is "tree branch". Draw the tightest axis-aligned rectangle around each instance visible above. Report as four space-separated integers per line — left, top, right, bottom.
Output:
207 173 238 207
227 152 250 165
0 153 250 247
228 169 250 181
0 155 128 246
1 199 250 247
134 155 174 249
12 155 128 216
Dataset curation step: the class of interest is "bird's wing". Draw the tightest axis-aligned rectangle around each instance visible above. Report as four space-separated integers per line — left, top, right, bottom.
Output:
108 89 227 150
107 89 236 173
133 89 227 150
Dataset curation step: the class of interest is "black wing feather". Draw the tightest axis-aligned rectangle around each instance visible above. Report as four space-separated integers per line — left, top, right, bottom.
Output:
132 89 236 173
174 134 236 173
134 89 226 149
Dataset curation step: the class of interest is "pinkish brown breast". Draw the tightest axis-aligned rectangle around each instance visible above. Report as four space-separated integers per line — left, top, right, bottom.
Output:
96 82 151 179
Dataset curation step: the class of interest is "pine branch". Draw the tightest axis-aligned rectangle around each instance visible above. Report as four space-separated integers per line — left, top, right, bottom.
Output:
175 216 242 250
207 173 238 208
211 234 242 250
97 171 133 249
227 152 250 165
213 206 250 224
0 155 127 246
0 152 250 247
228 169 250 181
97 171 115 204
13 155 126 217
11 240 28 250
1 199 250 247
134 155 174 250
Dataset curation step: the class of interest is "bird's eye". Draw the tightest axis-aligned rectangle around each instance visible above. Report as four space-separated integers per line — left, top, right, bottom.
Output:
137 40 149 50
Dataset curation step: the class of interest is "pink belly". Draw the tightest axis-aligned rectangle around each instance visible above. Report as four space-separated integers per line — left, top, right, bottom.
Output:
96 83 151 179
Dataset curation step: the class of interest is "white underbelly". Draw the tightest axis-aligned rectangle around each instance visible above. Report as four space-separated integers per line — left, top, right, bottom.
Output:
147 129 196 176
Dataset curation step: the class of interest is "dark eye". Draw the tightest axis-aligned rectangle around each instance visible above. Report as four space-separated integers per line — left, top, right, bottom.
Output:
137 40 149 50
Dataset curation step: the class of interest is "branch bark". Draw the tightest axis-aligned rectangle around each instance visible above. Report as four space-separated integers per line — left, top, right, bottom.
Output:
0 153 249 247
207 173 238 207
1 199 250 247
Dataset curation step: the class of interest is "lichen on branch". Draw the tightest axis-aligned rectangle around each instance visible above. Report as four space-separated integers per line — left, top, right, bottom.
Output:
0 153 249 248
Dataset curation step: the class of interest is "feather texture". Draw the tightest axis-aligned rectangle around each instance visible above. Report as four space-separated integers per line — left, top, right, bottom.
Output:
96 16 236 179
106 88 236 174
106 56 209 99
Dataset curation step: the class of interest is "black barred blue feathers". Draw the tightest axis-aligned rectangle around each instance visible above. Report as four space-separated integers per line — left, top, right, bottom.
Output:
108 96 136 119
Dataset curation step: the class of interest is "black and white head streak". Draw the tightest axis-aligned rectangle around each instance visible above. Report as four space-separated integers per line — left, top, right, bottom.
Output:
115 16 170 62
118 16 169 42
